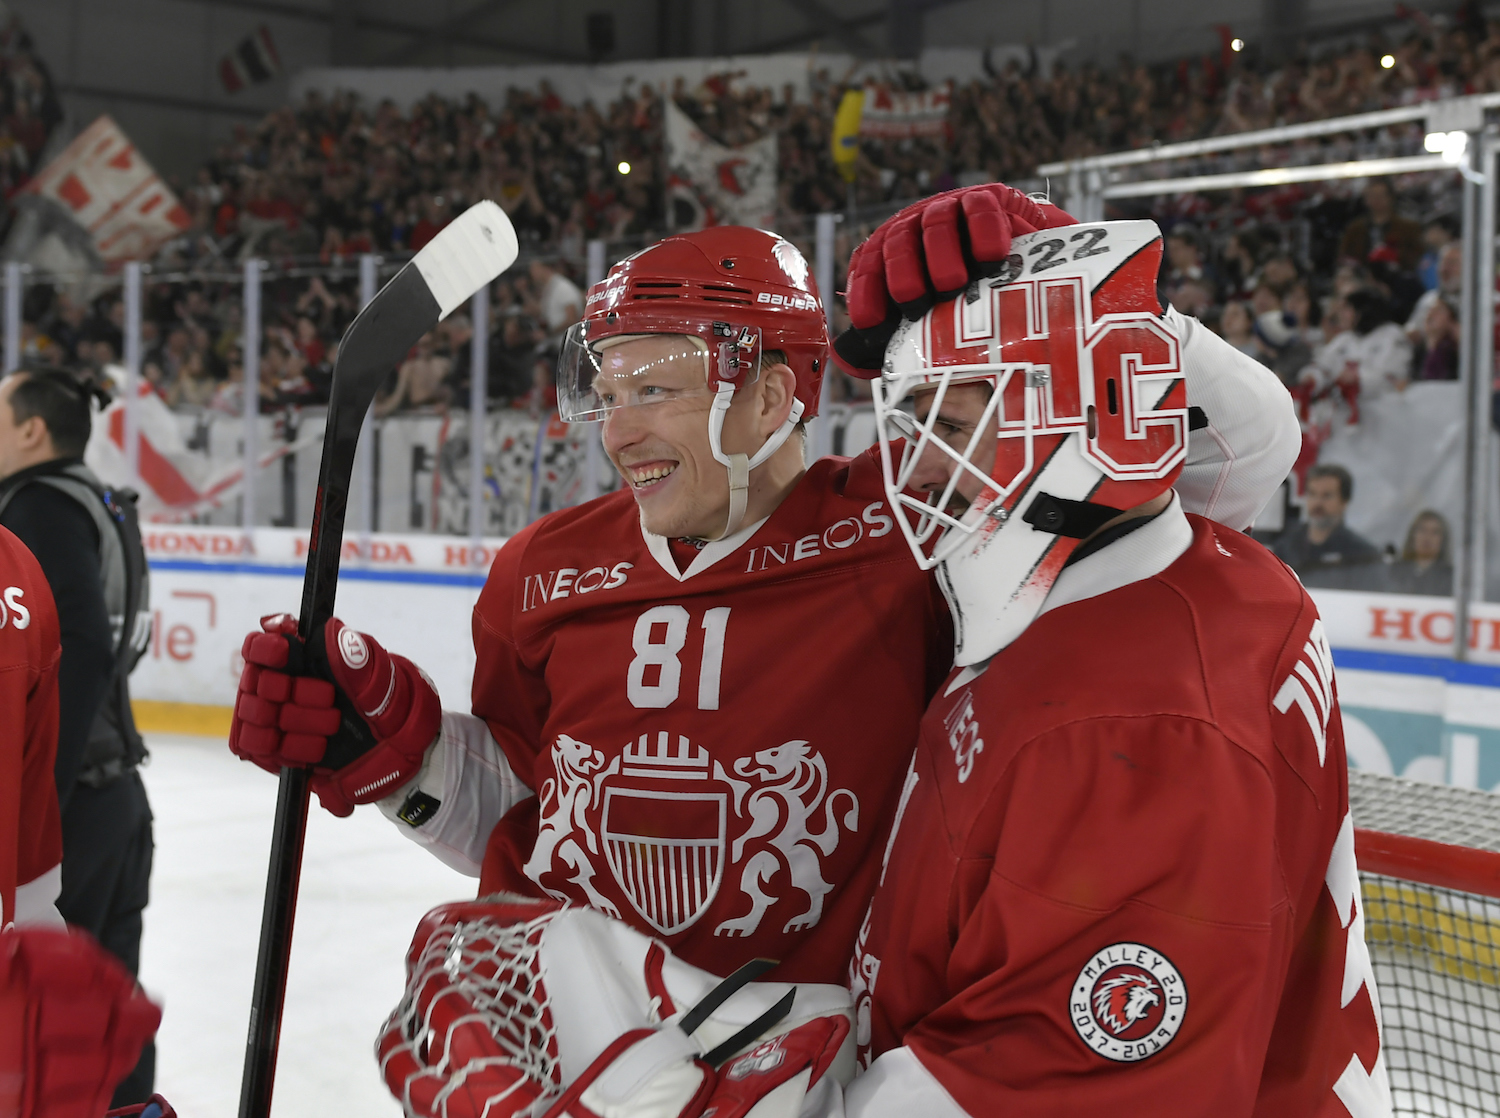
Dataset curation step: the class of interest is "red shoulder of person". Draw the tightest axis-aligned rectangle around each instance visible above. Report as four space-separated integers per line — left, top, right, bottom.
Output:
468 445 952 985
0 523 62 928
852 515 1383 1115
1 526 162 1118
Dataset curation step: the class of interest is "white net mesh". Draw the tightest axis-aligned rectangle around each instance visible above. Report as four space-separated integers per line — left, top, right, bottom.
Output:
1350 771 1500 853
380 906 563 1118
1350 771 1500 1118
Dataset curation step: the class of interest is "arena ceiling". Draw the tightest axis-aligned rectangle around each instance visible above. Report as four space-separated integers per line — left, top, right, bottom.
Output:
2 0 1426 176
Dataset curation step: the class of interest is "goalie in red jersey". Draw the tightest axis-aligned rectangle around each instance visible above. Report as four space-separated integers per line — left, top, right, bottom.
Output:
231 195 1295 986
367 217 1382 1118
0 524 162 1118
229 188 1305 1115
363 211 1365 1118
836 219 1388 1117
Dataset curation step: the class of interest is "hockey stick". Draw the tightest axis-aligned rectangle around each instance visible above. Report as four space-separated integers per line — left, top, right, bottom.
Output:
238 202 518 1118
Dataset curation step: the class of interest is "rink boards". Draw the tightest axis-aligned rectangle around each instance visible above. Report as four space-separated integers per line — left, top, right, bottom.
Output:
131 526 1500 793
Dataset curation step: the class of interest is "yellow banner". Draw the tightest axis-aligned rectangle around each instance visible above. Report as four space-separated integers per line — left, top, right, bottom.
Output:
831 88 864 183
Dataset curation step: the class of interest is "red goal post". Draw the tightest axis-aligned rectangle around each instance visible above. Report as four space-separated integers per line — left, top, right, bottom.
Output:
1349 769 1500 1117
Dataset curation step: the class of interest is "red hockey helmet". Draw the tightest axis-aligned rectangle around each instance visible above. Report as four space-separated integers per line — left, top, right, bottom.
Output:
868 220 1189 663
558 227 830 539
558 226 829 420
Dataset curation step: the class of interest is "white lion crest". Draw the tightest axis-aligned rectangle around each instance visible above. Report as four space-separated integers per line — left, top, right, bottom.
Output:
714 739 859 937
524 734 621 916
525 733 858 940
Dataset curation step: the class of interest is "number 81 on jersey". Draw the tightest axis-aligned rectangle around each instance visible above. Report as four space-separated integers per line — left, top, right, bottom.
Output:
627 606 731 710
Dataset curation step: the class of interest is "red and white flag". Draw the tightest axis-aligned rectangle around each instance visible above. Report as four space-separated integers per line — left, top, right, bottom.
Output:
663 102 776 230
21 116 190 264
219 26 282 93
859 83 952 140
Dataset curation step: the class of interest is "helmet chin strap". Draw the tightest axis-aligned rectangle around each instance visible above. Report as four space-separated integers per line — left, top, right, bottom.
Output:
703 383 805 541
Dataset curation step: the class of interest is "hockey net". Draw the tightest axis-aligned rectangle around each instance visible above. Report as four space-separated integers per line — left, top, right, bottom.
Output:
1350 769 1500 1118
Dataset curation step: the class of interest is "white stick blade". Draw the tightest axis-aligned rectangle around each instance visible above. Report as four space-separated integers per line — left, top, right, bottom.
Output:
413 200 519 320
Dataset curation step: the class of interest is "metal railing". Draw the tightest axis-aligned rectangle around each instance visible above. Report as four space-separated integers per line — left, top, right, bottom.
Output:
1046 95 1499 661
20 210 874 540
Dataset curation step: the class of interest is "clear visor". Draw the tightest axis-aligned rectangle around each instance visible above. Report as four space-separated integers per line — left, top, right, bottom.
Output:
873 325 1045 569
557 321 763 422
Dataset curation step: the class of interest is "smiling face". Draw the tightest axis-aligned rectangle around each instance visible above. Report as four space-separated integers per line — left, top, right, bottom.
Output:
597 335 781 539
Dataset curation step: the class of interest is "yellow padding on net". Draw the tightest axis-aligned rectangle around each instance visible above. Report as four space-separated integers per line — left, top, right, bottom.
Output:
1363 878 1500 987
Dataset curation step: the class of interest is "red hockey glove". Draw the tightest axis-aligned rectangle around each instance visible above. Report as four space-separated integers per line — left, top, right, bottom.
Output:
0 926 161 1118
106 1095 176 1118
835 182 1078 371
229 612 442 817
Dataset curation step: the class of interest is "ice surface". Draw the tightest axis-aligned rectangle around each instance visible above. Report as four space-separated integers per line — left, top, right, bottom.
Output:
136 732 474 1118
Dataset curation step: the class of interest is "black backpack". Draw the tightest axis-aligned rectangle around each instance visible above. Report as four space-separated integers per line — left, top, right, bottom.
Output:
0 461 151 781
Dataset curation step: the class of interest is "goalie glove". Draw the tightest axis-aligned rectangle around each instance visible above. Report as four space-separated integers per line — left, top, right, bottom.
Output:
835 182 1078 371
376 897 854 1118
230 613 442 816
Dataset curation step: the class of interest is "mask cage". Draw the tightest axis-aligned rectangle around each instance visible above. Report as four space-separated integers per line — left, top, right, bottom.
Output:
874 354 1051 571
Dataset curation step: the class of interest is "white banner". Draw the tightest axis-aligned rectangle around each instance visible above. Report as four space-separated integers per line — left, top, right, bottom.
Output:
22 116 190 264
664 102 776 230
141 525 505 575
1309 587 1500 664
859 83 951 139
133 526 505 710
129 532 1500 792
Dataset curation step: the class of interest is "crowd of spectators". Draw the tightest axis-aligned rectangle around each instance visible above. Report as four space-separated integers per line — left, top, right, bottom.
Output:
1262 465 1455 597
0 14 61 205
1153 177 1462 393
13 255 585 422
6 5 1496 563
1143 164 1473 596
36 7 1483 422
125 7 1500 278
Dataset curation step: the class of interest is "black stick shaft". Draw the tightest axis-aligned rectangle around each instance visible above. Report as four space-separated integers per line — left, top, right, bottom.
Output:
237 766 310 1116
237 263 440 1118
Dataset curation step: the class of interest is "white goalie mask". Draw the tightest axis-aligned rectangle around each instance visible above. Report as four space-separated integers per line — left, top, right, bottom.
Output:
868 220 1190 665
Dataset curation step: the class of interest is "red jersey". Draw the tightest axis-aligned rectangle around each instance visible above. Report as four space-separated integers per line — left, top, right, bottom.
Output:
0 525 62 928
471 448 951 983
849 511 1385 1116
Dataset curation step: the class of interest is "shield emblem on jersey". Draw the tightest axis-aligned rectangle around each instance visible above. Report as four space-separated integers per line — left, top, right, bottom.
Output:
602 787 726 935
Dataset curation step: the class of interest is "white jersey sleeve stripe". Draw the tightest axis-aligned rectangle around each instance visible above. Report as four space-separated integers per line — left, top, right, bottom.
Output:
378 711 533 876
1170 306 1300 532
842 1047 970 1118
13 863 64 927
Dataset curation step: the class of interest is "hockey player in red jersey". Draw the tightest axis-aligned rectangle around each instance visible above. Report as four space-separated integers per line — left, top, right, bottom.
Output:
229 191 1299 988
832 219 1388 1116
363 215 1364 1118
375 213 1380 1116
0 524 161 1118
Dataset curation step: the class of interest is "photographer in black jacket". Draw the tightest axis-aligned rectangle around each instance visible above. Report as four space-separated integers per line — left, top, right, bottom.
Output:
0 364 155 1107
